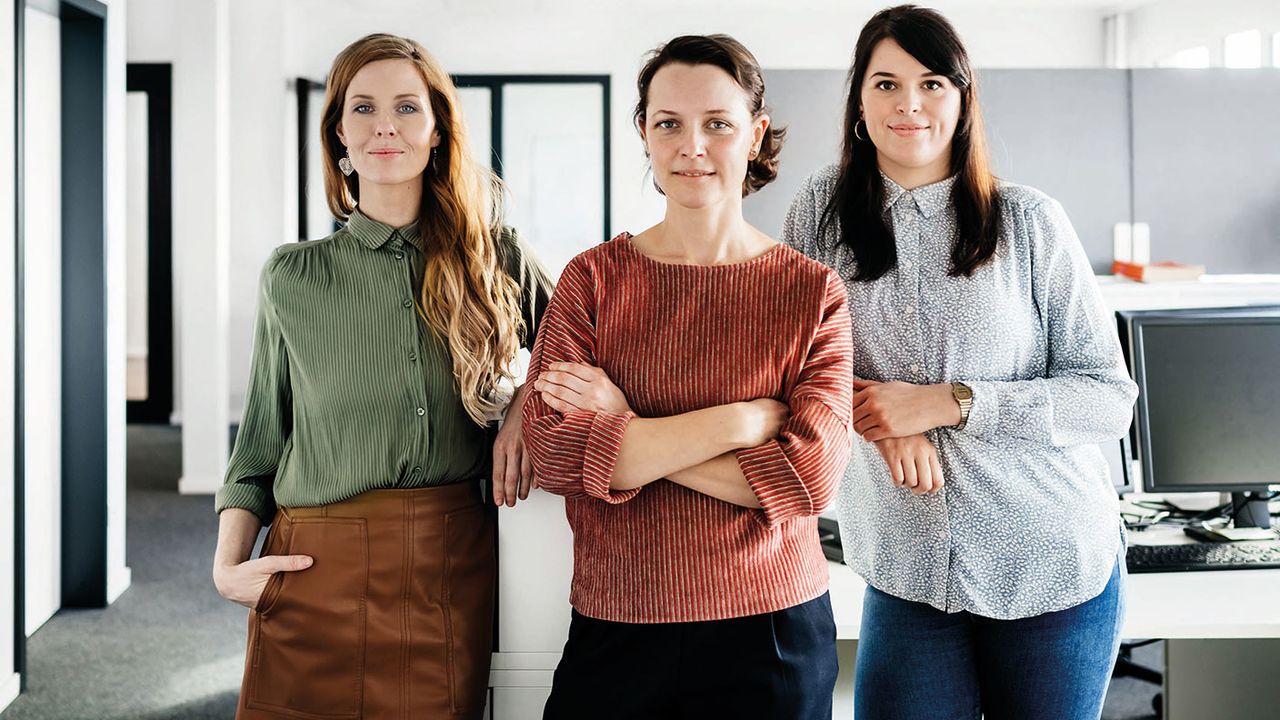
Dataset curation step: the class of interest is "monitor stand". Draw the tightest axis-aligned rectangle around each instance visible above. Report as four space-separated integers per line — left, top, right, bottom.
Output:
1231 490 1274 529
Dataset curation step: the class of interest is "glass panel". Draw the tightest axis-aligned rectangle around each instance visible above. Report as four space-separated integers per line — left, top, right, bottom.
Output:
1164 46 1210 68
501 83 605 280
126 91 149 401
456 86 492 171
306 86 332 239
1224 29 1262 69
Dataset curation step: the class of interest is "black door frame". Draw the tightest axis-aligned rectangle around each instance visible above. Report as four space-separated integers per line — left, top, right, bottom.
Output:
295 77 324 241
451 74 612 240
57 0 110 610
125 63 174 425
13 0 26 691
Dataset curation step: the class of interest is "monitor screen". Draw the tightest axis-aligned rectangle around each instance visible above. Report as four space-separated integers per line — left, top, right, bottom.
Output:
1133 314 1280 493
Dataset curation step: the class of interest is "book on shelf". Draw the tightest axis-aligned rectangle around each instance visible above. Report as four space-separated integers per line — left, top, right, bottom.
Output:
1111 260 1205 283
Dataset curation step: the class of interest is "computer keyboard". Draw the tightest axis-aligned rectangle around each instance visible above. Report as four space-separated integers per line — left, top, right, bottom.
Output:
1126 540 1280 573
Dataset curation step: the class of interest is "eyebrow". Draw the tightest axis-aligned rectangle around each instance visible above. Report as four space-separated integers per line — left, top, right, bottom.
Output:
348 93 424 101
651 108 734 116
869 71 944 79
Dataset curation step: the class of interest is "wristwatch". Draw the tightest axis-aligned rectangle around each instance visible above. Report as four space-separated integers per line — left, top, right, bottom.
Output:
951 382 973 430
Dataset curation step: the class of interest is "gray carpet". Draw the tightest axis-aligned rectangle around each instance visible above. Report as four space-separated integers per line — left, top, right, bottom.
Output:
0 425 1163 719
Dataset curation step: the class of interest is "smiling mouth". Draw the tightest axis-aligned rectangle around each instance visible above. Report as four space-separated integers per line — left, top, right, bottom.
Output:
369 150 404 156
674 171 715 177
890 125 930 135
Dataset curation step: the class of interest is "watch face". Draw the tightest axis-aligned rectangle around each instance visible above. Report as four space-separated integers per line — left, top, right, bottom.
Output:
954 385 973 400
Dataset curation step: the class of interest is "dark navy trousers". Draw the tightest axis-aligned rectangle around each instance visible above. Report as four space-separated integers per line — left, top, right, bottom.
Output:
543 592 839 720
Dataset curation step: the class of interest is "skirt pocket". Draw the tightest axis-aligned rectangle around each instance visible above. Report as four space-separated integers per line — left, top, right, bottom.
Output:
442 505 495 715
246 518 369 719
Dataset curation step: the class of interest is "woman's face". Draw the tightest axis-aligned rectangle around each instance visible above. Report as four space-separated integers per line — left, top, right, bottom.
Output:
337 59 440 187
641 62 767 210
859 38 962 184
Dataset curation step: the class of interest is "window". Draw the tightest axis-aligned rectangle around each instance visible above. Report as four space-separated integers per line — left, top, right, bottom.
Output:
1273 32 1280 67
1162 46 1210 68
1223 29 1262 68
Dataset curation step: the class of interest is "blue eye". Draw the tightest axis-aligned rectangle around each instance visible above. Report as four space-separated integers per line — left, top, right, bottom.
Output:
398 104 418 113
354 103 373 113
656 119 677 129
709 120 731 130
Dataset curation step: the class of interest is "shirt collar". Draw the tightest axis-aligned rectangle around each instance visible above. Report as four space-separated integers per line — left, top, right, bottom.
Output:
881 172 957 219
345 208 423 252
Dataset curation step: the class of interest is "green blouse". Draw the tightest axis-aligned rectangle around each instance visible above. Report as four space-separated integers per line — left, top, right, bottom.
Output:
215 210 554 525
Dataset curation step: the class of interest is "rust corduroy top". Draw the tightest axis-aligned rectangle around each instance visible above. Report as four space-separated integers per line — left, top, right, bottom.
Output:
523 233 854 623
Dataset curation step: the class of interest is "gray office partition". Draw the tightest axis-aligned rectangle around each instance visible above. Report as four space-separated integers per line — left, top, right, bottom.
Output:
1131 69 1280 274
978 69 1131 274
744 69 846 240
749 69 1132 273
750 68 1280 275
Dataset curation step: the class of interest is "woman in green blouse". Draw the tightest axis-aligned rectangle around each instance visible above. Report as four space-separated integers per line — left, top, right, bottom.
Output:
210 34 551 719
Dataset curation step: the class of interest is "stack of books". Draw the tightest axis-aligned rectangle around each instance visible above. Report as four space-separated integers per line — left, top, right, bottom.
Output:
1110 260 1205 283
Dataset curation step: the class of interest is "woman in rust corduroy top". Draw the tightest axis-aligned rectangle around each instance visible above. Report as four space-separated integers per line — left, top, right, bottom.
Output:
523 35 854 720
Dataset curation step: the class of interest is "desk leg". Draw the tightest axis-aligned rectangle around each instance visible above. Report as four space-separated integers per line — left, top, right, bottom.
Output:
834 639 857 720
1165 639 1280 720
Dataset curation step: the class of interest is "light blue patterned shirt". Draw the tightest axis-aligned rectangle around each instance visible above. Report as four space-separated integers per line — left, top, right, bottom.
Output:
782 164 1138 619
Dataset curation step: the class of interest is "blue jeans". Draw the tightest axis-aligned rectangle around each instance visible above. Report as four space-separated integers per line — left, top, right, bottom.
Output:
854 560 1125 720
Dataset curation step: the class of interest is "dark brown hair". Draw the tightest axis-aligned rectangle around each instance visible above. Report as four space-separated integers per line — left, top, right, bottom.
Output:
633 34 786 197
822 5 1002 281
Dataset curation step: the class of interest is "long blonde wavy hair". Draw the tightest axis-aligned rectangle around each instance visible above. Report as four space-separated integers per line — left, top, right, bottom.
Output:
320 34 523 425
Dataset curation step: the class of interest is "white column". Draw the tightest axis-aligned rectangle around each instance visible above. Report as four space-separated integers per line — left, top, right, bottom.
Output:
104 0 132 601
0 0 21 706
228 0 287 421
176 0 231 494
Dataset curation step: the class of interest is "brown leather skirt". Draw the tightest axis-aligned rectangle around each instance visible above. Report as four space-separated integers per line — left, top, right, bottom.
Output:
235 483 495 720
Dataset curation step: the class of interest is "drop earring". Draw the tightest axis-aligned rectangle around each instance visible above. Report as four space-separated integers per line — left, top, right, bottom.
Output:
338 151 354 177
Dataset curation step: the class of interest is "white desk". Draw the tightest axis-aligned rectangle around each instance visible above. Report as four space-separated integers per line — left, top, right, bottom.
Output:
492 560 1280 720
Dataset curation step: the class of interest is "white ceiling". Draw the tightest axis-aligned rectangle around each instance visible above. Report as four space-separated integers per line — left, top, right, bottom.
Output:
338 0 1163 13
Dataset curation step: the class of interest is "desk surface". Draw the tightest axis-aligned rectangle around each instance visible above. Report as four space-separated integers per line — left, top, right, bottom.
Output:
829 546 1280 641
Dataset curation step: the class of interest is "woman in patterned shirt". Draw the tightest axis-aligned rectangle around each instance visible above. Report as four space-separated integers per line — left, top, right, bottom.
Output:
782 6 1139 720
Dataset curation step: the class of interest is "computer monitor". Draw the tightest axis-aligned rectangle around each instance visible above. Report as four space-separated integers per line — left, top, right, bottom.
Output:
1101 434 1133 496
1128 308 1280 528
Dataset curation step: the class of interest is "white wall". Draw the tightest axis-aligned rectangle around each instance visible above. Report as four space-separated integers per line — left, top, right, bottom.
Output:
22 3 62 637
126 0 1107 425
0 0 19 709
1123 0 1280 66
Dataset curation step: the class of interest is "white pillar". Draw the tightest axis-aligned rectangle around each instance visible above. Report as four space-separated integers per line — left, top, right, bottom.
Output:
176 0 231 494
0 0 21 707
228 0 287 422
104 0 132 601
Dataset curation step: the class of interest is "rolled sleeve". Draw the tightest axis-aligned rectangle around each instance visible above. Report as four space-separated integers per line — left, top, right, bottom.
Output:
522 256 641 503
959 199 1138 447
738 272 854 527
217 251 290 525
